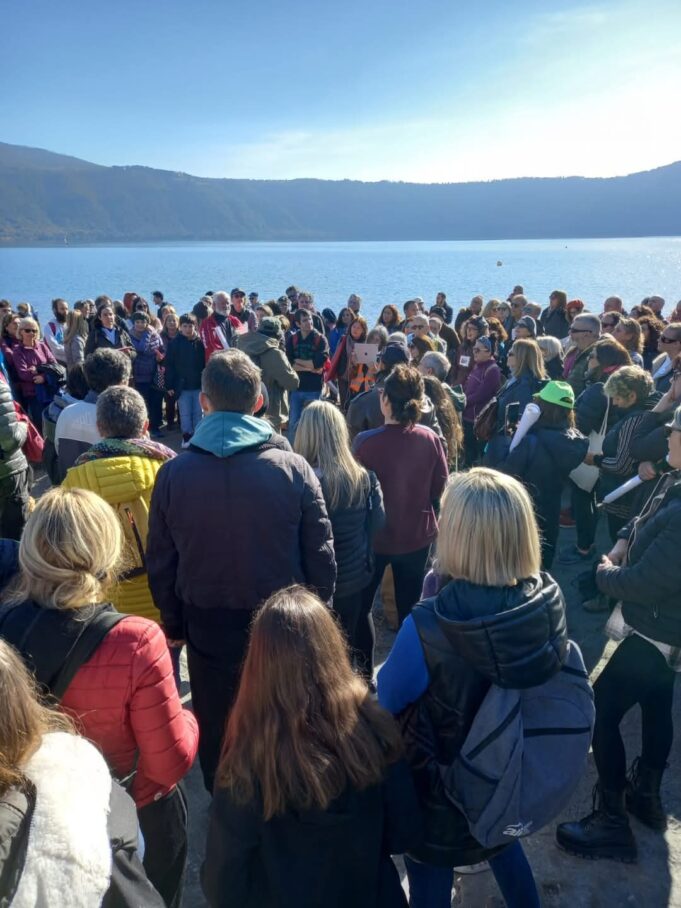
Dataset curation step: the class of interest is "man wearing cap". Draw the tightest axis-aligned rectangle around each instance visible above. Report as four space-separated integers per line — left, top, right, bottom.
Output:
346 342 441 440
230 288 257 333
248 291 259 307
498 380 588 568
237 317 299 434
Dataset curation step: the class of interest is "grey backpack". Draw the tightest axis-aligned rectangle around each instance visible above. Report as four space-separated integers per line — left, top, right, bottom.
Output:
443 639 594 849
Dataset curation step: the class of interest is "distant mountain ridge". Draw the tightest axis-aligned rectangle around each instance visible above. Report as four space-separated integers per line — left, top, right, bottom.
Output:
1 141 680 244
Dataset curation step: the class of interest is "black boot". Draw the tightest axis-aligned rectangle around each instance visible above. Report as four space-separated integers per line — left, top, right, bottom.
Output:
625 757 667 831
556 785 637 863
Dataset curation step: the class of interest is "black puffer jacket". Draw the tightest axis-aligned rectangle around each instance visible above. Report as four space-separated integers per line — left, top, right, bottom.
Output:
483 373 545 466
597 473 681 646
327 471 385 598
402 573 567 866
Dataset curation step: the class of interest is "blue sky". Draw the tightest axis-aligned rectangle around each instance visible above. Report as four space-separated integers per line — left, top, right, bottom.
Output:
2 0 680 182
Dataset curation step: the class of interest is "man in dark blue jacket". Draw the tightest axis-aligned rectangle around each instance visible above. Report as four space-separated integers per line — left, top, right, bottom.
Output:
147 350 336 792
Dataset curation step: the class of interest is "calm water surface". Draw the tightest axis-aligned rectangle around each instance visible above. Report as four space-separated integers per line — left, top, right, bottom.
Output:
1 237 680 324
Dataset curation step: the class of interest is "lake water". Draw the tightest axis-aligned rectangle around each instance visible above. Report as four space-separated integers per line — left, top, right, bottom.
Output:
1 237 680 325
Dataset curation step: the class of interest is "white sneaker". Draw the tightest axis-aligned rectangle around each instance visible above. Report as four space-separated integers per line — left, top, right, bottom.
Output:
181 440 191 449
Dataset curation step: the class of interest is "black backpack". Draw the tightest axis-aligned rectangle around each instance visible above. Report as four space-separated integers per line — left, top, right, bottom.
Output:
0 601 125 700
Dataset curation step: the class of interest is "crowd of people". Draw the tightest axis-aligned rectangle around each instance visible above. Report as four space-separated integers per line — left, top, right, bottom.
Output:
0 282 679 906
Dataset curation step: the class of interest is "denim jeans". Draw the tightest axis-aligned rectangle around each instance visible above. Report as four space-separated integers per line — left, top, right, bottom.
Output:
405 841 540 908
177 389 203 436
288 390 320 443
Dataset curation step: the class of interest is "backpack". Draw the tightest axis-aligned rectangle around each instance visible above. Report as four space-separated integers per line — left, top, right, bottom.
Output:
0 601 126 700
442 639 594 849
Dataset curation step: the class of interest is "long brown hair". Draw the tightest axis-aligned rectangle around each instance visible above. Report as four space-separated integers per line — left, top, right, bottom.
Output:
422 375 463 468
216 586 402 819
0 641 74 796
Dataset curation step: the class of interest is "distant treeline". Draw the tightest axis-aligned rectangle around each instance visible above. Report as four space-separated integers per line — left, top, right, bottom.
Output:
1 141 680 244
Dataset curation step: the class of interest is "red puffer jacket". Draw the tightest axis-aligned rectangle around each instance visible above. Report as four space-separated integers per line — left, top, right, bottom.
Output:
61 615 198 808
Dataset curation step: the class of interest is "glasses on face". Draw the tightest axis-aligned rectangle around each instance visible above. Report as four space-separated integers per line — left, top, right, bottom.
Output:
664 426 681 438
602 321 616 328
22 328 37 334
660 336 679 344
569 327 591 334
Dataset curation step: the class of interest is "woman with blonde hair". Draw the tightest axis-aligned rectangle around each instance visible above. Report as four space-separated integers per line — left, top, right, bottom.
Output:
378 468 567 908
295 401 384 655
0 639 164 906
12 316 59 426
484 338 547 466
0 487 198 908
613 317 644 368
63 308 89 370
203 585 420 908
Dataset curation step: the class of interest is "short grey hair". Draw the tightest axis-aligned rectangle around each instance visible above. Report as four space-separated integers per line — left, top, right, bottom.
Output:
420 351 450 381
96 386 147 439
573 313 601 335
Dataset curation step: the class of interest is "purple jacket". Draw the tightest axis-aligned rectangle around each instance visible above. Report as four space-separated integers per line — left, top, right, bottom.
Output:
463 360 502 422
130 329 163 387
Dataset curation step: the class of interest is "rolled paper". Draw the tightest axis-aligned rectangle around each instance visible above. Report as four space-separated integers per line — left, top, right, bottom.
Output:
509 402 541 452
602 474 643 505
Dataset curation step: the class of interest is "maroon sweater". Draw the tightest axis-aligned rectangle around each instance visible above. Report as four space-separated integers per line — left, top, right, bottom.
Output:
353 424 448 555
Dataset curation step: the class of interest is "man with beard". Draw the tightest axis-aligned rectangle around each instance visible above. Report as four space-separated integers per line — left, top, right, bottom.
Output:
45 297 69 365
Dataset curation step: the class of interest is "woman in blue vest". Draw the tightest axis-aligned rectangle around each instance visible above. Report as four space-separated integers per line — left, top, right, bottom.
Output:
377 468 567 908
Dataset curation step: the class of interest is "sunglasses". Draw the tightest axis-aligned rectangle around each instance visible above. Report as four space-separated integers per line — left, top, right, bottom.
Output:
660 336 679 344
664 426 681 437
21 328 38 334
569 327 591 334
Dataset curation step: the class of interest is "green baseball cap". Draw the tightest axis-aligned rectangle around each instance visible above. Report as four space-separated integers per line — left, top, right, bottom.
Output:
534 380 575 409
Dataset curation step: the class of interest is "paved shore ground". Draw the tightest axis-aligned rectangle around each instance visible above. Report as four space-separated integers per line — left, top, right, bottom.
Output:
38 428 681 906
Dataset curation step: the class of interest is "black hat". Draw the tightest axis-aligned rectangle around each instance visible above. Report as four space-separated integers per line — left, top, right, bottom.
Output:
381 342 410 368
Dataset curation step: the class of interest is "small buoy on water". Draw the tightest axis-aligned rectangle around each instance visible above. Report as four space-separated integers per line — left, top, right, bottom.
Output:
496 260 502 266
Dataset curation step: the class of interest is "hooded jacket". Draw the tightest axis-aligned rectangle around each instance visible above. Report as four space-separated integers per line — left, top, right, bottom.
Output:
63 443 175 621
237 331 299 431
146 412 336 639
378 573 567 866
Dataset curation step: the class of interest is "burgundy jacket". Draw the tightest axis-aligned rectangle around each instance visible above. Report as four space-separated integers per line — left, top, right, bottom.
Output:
463 360 503 422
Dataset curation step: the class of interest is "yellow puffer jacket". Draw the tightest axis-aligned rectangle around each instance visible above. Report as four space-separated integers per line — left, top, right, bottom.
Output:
63 455 164 622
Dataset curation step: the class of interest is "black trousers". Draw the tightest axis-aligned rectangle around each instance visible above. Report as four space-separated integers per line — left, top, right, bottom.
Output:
332 587 367 665
138 784 188 908
357 546 430 677
138 383 164 432
0 469 30 540
593 634 676 791
463 420 480 467
186 612 253 793
571 481 599 551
